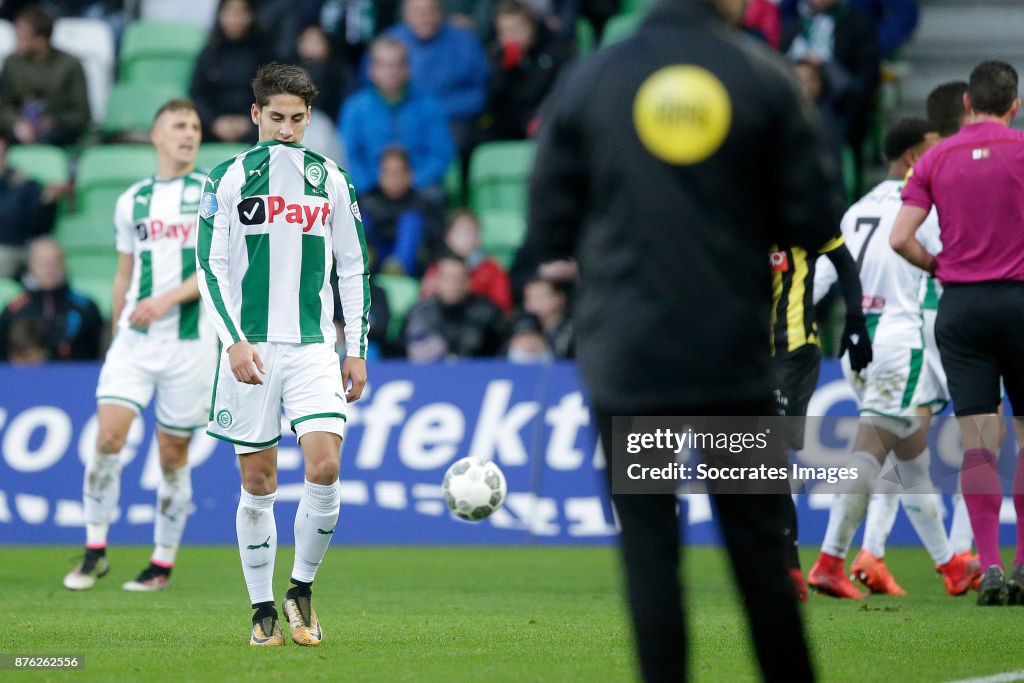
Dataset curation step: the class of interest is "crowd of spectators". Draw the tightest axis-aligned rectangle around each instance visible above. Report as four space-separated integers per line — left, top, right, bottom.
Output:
0 0 920 364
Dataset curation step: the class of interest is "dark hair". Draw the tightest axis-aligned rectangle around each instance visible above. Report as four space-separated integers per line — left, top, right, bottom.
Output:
435 251 468 268
926 81 968 137
445 208 480 234
7 317 49 358
379 145 411 169
524 276 568 296
883 117 936 163
211 0 258 46
15 6 54 39
495 0 536 21
968 61 1019 116
252 62 319 108
152 98 198 124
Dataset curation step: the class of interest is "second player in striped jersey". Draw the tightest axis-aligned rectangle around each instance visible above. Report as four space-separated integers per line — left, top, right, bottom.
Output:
64 99 219 593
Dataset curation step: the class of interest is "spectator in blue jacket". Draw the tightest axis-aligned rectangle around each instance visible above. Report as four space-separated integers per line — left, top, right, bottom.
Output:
339 36 455 201
384 0 489 151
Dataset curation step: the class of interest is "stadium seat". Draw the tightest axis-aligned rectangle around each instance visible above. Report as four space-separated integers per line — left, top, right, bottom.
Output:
468 140 535 215
76 145 157 217
444 160 463 208
103 82 188 136
55 213 115 251
71 272 114 320
620 0 654 16
120 22 207 86
575 18 595 57
600 13 640 47
479 210 527 269
65 250 119 283
0 19 15 64
140 0 218 30
375 273 421 343
0 277 23 310
7 145 70 185
53 18 115 123
195 143 250 173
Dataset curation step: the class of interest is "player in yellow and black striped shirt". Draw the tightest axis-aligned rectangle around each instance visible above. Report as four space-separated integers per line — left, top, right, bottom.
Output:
770 235 872 599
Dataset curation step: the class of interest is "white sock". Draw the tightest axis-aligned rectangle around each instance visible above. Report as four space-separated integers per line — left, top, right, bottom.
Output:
236 488 277 604
292 479 341 583
83 452 121 548
862 493 900 558
896 449 954 565
949 491 974 554
821 451 880 558
152 465 191 567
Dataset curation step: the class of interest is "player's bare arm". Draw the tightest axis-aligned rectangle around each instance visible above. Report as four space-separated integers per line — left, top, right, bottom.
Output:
228 340 265 385
129 273 201 329
890 205 937 274
110 252 134 336
342 356 366 402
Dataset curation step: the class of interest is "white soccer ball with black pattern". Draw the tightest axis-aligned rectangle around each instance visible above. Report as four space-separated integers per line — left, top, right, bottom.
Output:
442 457 507 522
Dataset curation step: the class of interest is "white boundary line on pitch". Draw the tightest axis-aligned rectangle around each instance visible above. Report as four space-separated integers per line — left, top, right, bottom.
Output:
942 671 1024 683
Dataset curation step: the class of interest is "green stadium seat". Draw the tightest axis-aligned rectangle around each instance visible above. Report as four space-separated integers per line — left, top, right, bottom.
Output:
575 18 595 57
479 210 527 269
103 82 187 136
76 145 157 217
468 140 535 215
600 13 640 47
619 0 653 16
195 143 250 174
120 21 206 85
55 213 115 251
72 273 115 320
375 273 420 343
0 278 24 309
65 250 119 285
7 145 70 185
444 160 463 208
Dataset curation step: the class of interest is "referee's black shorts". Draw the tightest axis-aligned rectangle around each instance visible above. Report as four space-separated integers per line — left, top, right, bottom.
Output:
774 343 821 450
936 281 1024 416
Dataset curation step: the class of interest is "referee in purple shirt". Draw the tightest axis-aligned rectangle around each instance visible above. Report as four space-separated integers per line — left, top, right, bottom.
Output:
890 60 1024 607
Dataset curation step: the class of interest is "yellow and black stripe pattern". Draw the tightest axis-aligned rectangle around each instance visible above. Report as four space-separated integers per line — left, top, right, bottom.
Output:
770 235 845 356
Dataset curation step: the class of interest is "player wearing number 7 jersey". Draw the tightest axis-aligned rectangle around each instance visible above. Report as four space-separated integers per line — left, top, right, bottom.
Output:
809 118 974 599
196 64 370 647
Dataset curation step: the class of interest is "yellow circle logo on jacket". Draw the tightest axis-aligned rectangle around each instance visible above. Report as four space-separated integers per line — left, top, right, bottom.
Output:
633 65 732 165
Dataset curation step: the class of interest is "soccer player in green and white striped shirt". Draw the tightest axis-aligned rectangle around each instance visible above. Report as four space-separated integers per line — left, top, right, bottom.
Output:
64 99 219 594
196 64 370 648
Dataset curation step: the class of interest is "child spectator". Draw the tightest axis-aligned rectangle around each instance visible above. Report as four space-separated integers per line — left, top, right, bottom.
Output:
359 146 442 276
481 0 569 141
522 276 573 358
506 314 553 364
5 316 49 365
403 253 506 362
420 209 512 313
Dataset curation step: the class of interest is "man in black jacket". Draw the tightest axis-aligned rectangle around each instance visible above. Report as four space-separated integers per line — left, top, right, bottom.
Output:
0 236 102 361
521 0 847 680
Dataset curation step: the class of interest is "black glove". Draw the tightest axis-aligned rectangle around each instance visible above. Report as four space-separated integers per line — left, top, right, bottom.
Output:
840 314 872 372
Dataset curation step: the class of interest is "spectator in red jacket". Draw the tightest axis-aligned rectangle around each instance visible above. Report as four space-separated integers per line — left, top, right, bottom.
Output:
420 209 513 313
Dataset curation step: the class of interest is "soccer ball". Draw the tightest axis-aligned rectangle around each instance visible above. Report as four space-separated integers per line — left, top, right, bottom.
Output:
442 457 507 522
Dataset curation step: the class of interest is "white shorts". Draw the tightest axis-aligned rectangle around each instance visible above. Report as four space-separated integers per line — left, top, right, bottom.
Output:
96 328 219 435
207 341 347 454
843 343 925 437
916 308 950 414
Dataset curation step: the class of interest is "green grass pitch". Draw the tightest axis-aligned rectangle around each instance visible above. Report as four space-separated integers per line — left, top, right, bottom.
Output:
3 545 1022 682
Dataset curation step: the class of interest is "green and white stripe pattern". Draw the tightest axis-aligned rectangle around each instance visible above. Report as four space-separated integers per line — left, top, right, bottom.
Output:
114 171 208 340
196 141 370 356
